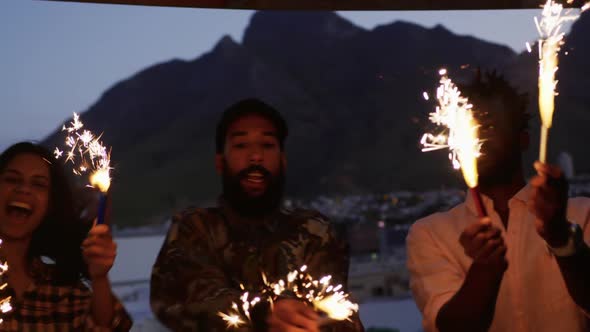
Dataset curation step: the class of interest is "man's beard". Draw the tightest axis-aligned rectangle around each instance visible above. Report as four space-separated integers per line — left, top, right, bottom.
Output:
222 163 285 218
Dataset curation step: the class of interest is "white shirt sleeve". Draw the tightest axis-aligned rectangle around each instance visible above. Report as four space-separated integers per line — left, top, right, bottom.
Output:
406 220 466 332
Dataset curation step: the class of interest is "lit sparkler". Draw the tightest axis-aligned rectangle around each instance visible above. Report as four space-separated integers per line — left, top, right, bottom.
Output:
55 113 112 224
534 0 588 162
420 69 487 217
269 266 359 322
217 287 261 328
0 240 12 323
218 266 359 329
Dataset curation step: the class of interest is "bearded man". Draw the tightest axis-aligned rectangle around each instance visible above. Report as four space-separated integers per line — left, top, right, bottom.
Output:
150 99 364 332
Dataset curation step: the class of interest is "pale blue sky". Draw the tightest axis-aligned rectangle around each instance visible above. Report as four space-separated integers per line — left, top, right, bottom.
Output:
0 0 570 151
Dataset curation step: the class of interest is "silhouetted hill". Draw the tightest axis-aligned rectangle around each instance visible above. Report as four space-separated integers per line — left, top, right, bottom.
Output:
43 11 590 227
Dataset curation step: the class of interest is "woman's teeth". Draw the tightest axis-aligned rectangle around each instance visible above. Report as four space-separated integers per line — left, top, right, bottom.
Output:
6 202 33 217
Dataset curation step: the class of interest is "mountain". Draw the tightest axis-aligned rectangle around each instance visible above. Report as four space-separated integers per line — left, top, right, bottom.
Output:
43 11 590 227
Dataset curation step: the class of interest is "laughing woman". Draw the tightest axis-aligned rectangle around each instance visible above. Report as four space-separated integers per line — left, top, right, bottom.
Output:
0 142 132 331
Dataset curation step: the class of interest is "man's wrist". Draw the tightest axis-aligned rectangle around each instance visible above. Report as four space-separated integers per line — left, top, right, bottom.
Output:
469 262 505 283
546 222 583 257
544 219 571 248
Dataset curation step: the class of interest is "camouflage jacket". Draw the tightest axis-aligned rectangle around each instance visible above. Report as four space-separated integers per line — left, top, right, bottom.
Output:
150 199 364 332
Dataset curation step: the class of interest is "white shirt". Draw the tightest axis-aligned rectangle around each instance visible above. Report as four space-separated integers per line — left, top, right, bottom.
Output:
407 185 590 332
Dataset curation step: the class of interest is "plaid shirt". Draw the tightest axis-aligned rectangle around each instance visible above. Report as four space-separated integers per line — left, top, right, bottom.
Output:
151 199 364 332
0 259 132 332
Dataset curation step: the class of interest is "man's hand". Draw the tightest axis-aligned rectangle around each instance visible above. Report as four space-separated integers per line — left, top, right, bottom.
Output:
459 218 508 276
267 299 319 332
529 161 570 248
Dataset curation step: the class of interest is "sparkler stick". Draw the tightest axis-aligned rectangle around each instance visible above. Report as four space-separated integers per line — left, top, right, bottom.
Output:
96 195 108 226
54 113 112 224
534 0 588 162
421 69 487 217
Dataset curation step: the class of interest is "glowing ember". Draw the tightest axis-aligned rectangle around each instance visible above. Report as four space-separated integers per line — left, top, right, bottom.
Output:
90 169 111 194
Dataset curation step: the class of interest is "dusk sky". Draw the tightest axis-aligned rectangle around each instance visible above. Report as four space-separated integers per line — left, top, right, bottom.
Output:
1 0 575 151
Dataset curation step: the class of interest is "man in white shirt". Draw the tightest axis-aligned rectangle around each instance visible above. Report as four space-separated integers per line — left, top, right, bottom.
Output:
407 72 590 332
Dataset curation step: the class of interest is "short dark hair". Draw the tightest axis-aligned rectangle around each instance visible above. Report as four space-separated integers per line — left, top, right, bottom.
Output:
215 98 288 153
0 142 88 284
460 70 531 132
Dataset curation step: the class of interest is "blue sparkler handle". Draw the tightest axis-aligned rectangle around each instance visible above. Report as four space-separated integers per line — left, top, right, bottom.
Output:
97 193 108 225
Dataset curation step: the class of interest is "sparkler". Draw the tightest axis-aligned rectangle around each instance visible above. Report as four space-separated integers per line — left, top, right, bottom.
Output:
533 0 588 162
269 266 359 322
0 240 12 323
217 288 261 328
218 266 359 329
421 69 487 217
54 113 112 224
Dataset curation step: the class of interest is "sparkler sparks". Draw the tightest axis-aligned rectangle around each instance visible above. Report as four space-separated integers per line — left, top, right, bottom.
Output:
420 70 482 189
218 266 359 329
0 240 12 323
420 69 488 217
55 113 112 193
218 311 245 328
269 266 359 322
534 0 587 162
217 285 266 329
313 290 358 321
